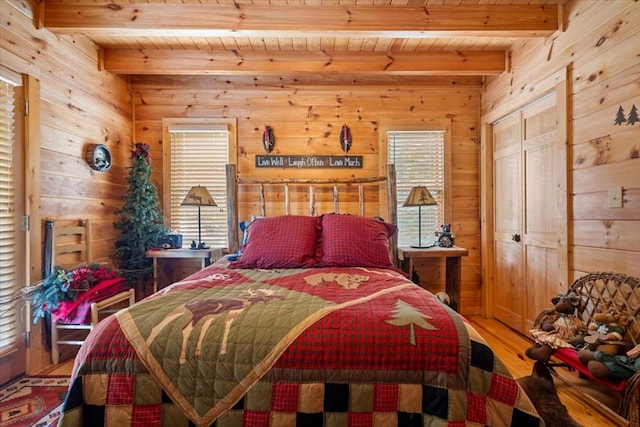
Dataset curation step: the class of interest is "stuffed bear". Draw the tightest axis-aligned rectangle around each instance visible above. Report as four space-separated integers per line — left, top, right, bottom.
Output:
578 343 640 381
584 309 628 352
526 292 585 362
577 309 634 380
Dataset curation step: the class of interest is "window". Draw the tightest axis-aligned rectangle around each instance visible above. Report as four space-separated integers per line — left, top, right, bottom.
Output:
163 119 236 249
0 72 20 354
387 126 450 247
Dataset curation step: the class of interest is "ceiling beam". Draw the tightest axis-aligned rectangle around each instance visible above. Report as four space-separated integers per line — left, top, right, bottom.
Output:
43 4 558 38
103 50 506 76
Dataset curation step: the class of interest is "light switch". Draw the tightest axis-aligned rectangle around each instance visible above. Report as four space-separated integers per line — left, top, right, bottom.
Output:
607 187 623 208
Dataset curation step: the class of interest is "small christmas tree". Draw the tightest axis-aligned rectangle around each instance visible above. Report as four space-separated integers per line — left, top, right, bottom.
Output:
113 143 166 285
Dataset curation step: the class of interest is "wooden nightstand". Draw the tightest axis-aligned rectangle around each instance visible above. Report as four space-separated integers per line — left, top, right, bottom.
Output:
146 247 226 293
397 246 468 312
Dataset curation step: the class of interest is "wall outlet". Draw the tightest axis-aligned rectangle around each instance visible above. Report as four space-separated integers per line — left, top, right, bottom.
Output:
607 187 623 208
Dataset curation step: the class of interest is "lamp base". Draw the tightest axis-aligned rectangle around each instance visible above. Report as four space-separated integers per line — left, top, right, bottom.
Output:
190 240 209 250
410 244 435 249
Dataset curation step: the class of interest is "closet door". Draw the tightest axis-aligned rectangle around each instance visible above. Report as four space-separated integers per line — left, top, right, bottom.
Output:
492 113 524 332
491 89 567 335
522 93 567 330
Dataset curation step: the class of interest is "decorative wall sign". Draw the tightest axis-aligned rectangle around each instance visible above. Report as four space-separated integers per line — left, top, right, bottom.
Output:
85 144 112 171
255 155 363 169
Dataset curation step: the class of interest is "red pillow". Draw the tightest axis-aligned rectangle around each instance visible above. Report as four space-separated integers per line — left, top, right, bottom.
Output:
320 214 397 268
230 215 320 269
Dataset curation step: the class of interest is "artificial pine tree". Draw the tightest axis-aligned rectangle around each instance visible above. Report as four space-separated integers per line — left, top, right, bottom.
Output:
113 143 166 286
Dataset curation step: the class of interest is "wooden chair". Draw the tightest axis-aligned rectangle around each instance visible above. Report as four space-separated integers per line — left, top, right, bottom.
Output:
46 219 135 364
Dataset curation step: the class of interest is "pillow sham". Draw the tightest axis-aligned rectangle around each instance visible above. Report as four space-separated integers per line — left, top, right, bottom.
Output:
320 214 397 268
227 216 266 262
230 215 320 269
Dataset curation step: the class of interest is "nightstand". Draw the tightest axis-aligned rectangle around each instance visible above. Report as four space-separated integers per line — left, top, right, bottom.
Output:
146 247 226 293
398 246 468 312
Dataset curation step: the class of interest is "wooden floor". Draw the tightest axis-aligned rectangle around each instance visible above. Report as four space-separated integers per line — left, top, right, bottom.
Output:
37 316 627 426
469 316 627 427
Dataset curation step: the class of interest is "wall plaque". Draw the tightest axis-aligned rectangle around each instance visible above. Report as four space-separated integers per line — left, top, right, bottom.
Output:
255 155 363 169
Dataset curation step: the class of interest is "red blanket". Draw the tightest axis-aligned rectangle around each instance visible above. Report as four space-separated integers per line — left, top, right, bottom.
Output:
52 278 128 324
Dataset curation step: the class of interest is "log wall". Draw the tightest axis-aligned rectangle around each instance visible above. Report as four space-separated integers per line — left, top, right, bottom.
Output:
9 0 636 372
1 0 132 372
481 0 640 280
131 75 484 315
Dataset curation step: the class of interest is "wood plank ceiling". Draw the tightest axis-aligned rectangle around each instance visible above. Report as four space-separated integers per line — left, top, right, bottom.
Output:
39 0 568 81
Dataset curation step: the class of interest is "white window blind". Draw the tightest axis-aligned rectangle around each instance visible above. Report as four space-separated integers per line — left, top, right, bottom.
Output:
0 79 17 352
388 130 445 247
167 125 229 248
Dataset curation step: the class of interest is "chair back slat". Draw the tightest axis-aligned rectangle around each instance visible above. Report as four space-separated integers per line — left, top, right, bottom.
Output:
48 219 92 270
570 272 640 347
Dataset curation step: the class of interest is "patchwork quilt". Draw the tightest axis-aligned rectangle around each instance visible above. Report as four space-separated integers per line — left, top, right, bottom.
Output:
58 263 541 426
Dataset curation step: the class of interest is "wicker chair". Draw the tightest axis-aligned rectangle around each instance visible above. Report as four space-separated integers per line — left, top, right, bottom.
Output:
532 272 639 426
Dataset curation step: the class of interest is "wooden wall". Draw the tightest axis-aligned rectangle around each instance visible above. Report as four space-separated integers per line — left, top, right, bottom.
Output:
481 0 639 280
1 0 132 371
131 75 484 314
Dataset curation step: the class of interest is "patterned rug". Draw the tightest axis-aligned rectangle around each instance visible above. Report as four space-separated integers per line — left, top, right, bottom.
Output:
0 376 70 427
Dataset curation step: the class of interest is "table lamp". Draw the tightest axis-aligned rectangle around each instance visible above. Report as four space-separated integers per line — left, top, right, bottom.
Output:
181 185 216 249
403 186 437 248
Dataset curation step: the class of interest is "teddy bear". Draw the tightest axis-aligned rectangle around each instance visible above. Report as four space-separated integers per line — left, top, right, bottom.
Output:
578 343 640 381
576 309 635 380
584 309 628 352
526 292 585 362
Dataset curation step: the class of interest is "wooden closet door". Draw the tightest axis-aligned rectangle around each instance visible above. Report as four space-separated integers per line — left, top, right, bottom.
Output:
522 93 568 330
491 89 567 335
492 113 524 332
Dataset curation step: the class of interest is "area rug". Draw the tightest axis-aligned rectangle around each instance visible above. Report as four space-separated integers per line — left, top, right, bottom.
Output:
0 376 70 427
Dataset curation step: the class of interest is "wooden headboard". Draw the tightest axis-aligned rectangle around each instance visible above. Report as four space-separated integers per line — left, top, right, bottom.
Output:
225 164 398 257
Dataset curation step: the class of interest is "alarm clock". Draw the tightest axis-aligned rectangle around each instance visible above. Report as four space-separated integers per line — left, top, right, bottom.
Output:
436 224 455 248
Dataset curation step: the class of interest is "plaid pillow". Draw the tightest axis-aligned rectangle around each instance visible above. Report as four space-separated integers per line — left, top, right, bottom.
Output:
230 215 321 269
320 214 397 268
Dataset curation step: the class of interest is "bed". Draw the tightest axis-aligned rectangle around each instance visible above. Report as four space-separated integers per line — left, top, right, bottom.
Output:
58 168 541 426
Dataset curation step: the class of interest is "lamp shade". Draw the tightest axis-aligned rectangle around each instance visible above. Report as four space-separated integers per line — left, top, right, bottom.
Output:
403 186 437 207
181 186 217 207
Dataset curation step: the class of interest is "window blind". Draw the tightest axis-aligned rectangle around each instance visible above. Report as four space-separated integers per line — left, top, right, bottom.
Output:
388 130 445 247
0 79 17 352
167 125 229 248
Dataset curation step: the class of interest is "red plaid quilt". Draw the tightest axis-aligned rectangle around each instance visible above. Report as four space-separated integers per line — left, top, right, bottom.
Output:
58 264 542 427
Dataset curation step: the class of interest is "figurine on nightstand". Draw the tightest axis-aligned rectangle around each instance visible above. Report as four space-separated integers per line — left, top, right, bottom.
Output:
435 224 455 248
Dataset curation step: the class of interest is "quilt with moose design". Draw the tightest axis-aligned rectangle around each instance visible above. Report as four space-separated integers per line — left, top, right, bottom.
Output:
58 263 541 427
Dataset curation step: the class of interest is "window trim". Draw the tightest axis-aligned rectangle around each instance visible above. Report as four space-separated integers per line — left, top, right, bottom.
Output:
161 118 237 248
379 119 452 229
0 69 34 380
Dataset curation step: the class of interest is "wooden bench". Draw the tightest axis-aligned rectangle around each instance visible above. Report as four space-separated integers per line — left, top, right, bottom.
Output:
533 272 640 425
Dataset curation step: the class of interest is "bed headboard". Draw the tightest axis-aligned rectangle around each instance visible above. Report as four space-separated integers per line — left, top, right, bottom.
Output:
225 164 398 259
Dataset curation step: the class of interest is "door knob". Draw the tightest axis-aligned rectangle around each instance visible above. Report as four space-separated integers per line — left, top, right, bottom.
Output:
512 234 521 242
